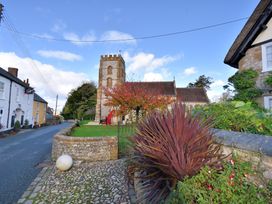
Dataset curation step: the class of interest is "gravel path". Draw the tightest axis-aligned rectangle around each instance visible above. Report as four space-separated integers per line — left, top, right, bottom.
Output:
18 159 131 204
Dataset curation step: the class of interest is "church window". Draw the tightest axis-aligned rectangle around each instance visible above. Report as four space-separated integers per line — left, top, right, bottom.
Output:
107 77 113 88
107 66 112 75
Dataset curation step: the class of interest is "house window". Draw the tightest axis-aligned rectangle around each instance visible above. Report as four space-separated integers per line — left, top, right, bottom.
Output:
264 96 272 109
107 77 112 88
0 82 4 99
0 108 3 127
107 66 112 75
262 42 272 72
16 87 20 102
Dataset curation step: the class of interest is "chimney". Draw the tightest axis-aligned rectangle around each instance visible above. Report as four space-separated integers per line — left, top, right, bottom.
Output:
8 67 18 77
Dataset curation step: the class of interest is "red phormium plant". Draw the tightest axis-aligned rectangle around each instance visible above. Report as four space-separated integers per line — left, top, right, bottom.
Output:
132 103 222 203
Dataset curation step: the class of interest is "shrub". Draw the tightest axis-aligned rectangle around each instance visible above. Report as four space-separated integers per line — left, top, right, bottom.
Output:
226 69 262 103
24 119 29 127
131 103 222 203
14 120 21 131
168 156 271 204
265 73 272 87
193 101 272 135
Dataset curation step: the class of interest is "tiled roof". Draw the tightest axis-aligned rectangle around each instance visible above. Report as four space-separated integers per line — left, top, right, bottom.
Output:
176 88 209 103
34 93 47 104
125 81 176 96
224 0 272 68
0 67 31 88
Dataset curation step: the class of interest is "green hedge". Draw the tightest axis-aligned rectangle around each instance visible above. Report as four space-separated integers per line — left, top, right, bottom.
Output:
193 101 272 136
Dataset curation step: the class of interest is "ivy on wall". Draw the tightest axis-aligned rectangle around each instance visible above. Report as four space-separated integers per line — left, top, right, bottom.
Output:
224 68 262 103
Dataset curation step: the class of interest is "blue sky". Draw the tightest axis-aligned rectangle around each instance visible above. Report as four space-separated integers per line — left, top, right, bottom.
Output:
0 0 260 111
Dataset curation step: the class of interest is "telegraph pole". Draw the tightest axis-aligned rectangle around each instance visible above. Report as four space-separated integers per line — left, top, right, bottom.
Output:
55 94 58 115
0 3 3 23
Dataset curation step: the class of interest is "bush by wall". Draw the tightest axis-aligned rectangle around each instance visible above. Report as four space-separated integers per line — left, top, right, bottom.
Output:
168 156 271 204
193 101 272 135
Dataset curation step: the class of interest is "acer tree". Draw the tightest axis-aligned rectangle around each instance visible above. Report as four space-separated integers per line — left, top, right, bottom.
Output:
104 82 174 121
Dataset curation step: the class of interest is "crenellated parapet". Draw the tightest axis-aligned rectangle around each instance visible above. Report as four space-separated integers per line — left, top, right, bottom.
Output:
100 54 125 64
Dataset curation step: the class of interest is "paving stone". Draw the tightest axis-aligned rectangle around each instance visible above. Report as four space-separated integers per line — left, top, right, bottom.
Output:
18 159 131 203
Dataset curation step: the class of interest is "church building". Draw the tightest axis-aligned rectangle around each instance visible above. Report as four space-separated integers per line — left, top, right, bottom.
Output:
95 54 209 123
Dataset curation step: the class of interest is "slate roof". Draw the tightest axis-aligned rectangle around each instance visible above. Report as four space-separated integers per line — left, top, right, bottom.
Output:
125 81 176 96
176 88 209 103
224 0 272 68
34 93 47 104
0 67 32 88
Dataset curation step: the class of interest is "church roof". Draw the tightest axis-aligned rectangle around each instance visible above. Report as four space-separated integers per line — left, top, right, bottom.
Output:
124 81 209 103
125 81 176 96
176 88 209 103
224 0 272 68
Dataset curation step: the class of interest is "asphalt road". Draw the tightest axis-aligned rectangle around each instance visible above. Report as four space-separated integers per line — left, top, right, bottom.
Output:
0 122 72 204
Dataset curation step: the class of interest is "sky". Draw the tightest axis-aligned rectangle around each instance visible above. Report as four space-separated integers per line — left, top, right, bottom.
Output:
0 0 260 112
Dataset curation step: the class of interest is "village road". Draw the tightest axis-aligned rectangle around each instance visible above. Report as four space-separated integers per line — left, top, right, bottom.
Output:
0 122 72 204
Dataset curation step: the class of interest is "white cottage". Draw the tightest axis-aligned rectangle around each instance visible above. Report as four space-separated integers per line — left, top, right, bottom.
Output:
0 67 34 132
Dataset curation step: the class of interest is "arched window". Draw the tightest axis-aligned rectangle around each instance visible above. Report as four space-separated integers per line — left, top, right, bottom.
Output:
107 77 112 88
107 66 112 75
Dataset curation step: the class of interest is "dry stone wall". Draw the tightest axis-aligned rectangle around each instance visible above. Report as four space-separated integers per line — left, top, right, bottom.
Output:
52 126 118 162
213 129 272 180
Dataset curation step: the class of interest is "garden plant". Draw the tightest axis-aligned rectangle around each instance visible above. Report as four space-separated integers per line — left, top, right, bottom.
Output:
168 156 271 204
193 101 272 135
131 103 223 203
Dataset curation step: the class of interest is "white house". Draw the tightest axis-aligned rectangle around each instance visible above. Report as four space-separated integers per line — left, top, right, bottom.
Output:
0 67 34 132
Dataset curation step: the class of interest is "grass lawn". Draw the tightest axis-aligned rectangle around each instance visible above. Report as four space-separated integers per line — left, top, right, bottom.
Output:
71 122 134 156
71 125 117 137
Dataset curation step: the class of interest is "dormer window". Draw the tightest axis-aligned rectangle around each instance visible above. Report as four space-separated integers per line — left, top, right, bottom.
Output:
107 66 112 75
262 42 272 72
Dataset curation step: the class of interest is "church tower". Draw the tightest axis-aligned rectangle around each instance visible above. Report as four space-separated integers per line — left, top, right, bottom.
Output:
95 54 126 122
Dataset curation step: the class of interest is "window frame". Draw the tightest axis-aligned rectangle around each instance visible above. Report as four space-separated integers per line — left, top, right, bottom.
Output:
262 41 272 72
264 96 272 109
107 66 113 75
107 77 113 88
0 81 4 100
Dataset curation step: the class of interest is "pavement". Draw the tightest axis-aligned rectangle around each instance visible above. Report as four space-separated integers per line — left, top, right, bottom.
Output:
18 159 133 204
0 122 72 204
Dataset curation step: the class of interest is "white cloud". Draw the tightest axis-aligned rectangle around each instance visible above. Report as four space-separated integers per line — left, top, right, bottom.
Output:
52 20 66 33
211 79 225 88
207 80 226 102
100 30 136 44
123 52 179 73
207 89 222 102
0 52 89 112
183 67 197 76
143 72 164 81
63 32 96 46
37 50 82 61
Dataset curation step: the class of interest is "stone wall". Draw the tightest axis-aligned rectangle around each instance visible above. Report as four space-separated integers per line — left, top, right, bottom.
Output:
52 126 118 162
238 45 272 100
213 129 272 180
239 45 262 72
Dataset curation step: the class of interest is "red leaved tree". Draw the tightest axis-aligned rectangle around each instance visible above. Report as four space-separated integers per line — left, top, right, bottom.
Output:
104 82 174 121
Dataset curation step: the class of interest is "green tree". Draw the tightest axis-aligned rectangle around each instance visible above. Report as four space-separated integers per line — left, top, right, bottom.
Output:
62 82 97 119
224 69 262 103
187 75 213 89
